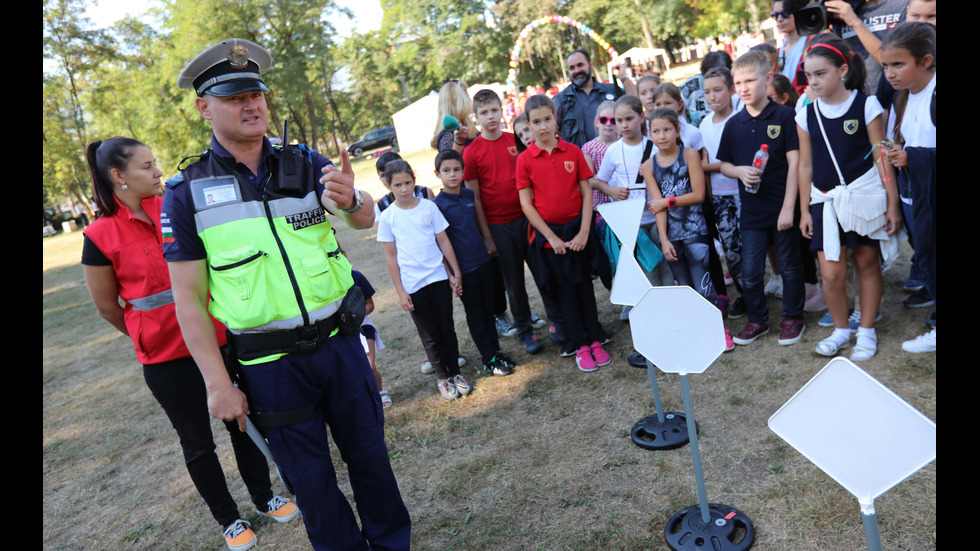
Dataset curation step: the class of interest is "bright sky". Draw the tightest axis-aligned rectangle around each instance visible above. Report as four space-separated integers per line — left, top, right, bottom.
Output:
83 0 382 36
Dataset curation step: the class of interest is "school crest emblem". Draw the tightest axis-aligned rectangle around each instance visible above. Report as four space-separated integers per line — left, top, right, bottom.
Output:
766 125 781 139
564 161 575 173
843 119 859 135
508 146 518 156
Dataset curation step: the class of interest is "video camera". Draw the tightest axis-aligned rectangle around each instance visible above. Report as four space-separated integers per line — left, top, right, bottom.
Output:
783 0 864 36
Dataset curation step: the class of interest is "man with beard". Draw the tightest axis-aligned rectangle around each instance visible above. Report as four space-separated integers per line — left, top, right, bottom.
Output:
555 49 636 147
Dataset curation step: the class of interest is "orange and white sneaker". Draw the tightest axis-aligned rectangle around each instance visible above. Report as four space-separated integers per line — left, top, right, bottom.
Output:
258 496 300 523
223 519 256 551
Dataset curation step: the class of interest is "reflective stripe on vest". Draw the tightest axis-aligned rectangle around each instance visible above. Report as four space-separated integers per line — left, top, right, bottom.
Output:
127 289 175 311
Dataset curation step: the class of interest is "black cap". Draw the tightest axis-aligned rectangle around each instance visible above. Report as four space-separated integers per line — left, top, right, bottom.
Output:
178 38 272 97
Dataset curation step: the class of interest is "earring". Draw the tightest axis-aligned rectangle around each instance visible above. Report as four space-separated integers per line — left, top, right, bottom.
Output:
121 183 128 190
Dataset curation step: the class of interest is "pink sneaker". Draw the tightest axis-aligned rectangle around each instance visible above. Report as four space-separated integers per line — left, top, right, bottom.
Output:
575 345 597 372
589 341 611 366
724 329 735 352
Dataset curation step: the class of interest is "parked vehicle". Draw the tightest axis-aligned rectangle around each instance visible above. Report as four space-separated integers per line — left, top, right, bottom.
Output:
347 126 398 158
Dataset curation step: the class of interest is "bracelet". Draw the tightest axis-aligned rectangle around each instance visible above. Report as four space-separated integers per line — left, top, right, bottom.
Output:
667 196 677 210
454 140 465 146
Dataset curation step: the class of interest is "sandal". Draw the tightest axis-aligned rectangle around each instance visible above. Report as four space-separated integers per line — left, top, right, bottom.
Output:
850 334 877 361
379 390 392 409
815 333 849 357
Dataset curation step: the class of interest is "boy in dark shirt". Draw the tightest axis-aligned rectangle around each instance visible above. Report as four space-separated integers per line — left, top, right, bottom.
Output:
718 50 806 347
433 149 518 376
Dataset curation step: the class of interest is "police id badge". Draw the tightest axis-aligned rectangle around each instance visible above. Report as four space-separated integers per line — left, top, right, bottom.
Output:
191 175 240 210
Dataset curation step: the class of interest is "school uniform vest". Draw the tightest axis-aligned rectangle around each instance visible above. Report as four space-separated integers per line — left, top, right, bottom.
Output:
173 149 354 337
806 94 875 193
83 195 227 365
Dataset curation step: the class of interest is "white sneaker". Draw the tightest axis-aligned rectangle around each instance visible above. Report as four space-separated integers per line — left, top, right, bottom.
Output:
902 329 936 353
422 357 465 373
765 275 783 298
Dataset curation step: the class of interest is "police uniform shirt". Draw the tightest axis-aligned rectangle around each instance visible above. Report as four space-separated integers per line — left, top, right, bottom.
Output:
162 135 335 261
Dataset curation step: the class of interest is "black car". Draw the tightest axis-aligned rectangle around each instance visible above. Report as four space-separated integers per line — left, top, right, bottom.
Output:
347 126 398 158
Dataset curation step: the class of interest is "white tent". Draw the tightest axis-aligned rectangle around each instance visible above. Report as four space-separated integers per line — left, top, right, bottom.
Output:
607 46 671 78
391 83 511 154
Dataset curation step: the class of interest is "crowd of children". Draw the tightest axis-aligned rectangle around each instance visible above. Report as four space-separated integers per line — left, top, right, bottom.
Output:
351 2 935 404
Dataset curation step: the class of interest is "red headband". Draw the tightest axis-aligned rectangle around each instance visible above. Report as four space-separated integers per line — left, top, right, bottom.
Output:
807 43 851 65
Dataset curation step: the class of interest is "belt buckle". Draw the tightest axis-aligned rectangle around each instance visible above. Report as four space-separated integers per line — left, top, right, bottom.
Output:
296 325 319 353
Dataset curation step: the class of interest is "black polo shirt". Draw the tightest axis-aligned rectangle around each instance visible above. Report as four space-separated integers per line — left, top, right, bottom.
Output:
717 99 799 231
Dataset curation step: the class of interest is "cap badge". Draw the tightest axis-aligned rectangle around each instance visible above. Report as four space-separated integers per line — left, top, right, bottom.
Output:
228 44 250 69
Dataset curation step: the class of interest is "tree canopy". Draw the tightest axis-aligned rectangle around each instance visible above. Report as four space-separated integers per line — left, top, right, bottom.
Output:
42 0 771 214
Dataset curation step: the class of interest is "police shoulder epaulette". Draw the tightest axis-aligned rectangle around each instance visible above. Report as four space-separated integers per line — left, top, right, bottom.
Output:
176 149 211 172
165 173 185 189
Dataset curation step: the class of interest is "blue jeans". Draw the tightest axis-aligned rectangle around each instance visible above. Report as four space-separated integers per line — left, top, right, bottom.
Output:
741 226 805 325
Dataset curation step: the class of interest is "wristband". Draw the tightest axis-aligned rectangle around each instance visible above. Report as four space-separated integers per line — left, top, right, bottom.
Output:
667 196 677 210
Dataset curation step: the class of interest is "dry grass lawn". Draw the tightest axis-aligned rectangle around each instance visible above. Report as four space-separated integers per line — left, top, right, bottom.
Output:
43 146 935 551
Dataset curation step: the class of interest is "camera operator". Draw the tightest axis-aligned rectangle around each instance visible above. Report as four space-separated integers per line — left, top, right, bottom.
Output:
824 0 908 93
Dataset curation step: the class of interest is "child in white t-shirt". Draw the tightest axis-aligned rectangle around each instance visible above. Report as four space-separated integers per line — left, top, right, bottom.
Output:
377 160 471 400
699 67 745 316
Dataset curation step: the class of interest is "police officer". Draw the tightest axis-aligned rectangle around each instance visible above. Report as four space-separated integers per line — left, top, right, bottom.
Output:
554 49 636 147
163 38 411 551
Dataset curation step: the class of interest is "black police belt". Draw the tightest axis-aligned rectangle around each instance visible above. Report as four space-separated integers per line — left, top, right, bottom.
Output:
230 313 340 362
230 284 365 362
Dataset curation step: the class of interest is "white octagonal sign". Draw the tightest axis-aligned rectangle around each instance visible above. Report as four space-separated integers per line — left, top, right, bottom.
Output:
629 286 726 374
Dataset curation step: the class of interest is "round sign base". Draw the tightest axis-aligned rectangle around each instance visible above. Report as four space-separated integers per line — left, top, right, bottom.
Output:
630 412 691 450
664 503 754 551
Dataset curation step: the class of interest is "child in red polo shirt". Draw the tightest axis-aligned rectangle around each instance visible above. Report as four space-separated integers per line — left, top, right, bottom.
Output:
516 94 610 372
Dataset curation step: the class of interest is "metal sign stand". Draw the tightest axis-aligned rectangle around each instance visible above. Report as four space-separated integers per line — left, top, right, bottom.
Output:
630 287 754 551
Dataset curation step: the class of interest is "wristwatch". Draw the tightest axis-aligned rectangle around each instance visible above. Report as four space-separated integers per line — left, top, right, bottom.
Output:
340 189 364 215
667 196 677 210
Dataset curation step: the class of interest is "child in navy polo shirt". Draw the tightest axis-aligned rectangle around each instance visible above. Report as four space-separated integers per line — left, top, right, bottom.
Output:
433 150 519 376
717 50 806 347
516 94 611 373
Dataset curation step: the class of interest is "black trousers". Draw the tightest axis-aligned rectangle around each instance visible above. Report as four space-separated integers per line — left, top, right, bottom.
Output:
538 247 603 349
489 217 564 335
460 263 500 364
409 279 461 380
143 357 273 528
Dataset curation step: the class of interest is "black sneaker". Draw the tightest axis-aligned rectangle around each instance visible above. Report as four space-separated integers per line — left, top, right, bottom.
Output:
494 351 518 369
903 287 934 308
483 355 513 376
727 296 747 319
559 342 577 357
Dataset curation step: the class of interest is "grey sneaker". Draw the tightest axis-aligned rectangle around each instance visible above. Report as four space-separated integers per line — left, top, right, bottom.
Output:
438 378 460 400
530 312 548 329
495 315 518 337
452 374 473 395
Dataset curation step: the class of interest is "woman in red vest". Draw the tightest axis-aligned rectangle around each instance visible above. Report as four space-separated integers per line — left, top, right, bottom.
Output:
81 137 297 551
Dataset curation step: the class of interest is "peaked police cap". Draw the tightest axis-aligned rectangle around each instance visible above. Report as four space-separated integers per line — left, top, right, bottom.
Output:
179 38 272 97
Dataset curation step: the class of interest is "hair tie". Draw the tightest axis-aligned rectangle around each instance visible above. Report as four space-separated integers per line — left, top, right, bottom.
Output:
807 43 849 65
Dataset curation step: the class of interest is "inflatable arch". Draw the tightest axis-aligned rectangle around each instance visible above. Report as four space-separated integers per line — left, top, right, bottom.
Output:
508 15 619 87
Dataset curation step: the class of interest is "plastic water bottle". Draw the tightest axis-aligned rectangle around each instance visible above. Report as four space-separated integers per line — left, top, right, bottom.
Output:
747 144 768 194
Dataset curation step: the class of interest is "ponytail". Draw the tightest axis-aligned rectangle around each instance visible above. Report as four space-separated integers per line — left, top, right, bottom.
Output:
86 137 145 218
